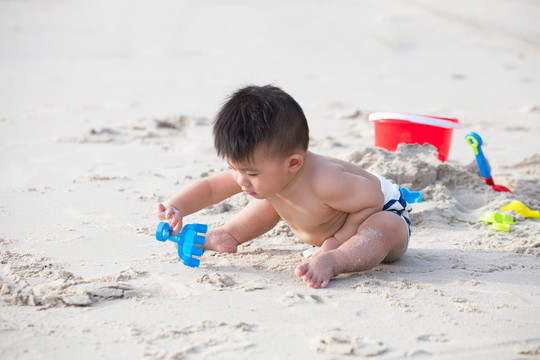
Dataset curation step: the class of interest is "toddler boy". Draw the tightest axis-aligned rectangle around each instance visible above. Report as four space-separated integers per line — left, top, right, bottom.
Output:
156 85 411 288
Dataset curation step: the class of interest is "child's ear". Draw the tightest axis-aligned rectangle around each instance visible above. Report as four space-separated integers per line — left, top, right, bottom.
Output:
287 154 304 173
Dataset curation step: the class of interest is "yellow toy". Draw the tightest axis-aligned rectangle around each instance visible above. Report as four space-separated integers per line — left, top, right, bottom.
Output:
499 200 540 218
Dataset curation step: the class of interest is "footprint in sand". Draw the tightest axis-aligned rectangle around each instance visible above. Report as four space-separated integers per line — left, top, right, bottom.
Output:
282 292 328 305
417 333 449 343
192 271 264 292
513 338 540 356
55 114 206 145
141 320 256 359
311 333 387 356
195 273 236 290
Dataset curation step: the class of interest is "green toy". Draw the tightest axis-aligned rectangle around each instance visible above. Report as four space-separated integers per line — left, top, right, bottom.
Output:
480 212 516 231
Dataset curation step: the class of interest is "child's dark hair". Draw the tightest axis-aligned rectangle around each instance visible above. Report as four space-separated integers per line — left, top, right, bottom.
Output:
213 85 309 162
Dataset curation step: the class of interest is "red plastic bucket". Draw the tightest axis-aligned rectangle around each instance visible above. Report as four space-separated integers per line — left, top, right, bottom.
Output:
368 112 462 162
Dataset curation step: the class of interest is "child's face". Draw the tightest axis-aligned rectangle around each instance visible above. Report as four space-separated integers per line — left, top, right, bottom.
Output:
227 146 294 199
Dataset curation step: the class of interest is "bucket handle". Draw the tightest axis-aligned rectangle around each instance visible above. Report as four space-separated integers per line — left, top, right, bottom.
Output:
369 112 462 129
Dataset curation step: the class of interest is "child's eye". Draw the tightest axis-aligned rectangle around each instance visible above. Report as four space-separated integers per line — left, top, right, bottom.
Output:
247 173 259 177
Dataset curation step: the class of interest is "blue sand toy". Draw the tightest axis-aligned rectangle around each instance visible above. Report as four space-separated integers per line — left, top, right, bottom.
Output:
465 131 512 193
400 187 422 203
156 222 207 267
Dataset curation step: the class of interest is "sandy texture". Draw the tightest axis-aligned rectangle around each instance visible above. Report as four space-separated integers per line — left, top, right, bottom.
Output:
1 1 539 359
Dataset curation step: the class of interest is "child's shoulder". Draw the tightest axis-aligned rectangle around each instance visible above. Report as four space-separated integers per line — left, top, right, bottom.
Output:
307 153 370 193
309 152 363 175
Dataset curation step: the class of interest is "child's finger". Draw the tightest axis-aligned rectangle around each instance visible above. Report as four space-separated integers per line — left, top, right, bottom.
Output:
171 222 183 236
156 203 166 219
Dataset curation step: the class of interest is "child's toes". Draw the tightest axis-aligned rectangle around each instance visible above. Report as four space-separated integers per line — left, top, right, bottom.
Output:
295 263 309 277
302 269 315 284
307 274 319 288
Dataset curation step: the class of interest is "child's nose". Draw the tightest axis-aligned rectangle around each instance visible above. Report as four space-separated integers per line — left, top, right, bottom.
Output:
236 173 251 187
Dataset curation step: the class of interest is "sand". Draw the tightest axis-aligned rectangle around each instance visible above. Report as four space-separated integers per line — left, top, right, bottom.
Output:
1 0 539 359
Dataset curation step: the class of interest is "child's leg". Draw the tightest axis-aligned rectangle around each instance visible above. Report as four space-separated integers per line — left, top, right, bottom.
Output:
295 211 408 289
205 199 280 253
309 236 341 258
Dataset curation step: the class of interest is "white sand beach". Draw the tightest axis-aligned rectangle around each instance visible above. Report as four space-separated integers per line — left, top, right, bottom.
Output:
1 0 539 358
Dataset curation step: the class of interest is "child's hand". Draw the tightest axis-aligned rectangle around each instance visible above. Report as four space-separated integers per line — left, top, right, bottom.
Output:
156 203 183 235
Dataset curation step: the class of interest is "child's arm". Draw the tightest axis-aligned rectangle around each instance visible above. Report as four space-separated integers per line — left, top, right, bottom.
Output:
316 171 384 243
157 170 241 234
220 198 281 245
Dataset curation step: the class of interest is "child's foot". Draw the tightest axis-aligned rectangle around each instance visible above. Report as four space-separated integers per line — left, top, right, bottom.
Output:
204 228 240 253
295 251 341 289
